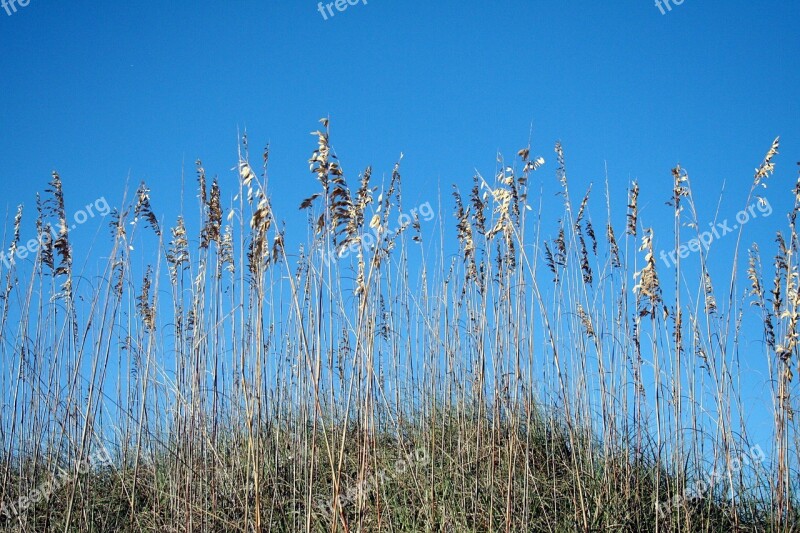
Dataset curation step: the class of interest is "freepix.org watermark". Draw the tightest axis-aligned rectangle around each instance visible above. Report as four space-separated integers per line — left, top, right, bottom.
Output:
656 444 765 517
0 445 112 519
654 0 687 15
316 447 428 518
316 0 367 21
2 0 31 17
0 196 111 270
317 200 434 267
659 197 772 268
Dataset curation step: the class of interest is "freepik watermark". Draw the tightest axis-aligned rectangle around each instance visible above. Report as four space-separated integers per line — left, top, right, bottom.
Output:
0 445 112 520
654 0 687 15
2 0 31 17
0 196 110 270
316 447 428 518
316 0 367 21
656 444 765 517
659 197 772 268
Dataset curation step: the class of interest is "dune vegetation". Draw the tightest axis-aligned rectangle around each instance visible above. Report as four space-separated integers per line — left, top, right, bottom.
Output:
0 121 797 531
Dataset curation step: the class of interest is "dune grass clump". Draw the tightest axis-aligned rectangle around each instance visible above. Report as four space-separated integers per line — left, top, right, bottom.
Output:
0 122 797 531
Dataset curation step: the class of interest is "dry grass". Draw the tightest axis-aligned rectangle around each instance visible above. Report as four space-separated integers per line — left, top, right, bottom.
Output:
0 121 797 531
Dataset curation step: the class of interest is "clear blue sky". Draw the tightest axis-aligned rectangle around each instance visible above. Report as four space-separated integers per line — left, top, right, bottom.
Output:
1 1 797 229
0 0 798 451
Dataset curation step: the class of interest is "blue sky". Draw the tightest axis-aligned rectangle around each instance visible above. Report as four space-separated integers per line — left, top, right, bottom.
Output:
0 1 799 453
1 1 797 235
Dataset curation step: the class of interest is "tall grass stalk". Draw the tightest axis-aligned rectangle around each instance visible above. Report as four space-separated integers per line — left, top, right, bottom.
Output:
0 123 796 531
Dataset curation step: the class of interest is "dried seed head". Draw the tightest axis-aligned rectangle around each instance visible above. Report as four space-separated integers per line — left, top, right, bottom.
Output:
703 271 717 315
219 225 235 276
137 266 156 332
626 182 639 237
167 216 189 284
633 228 666 319
555 141 567 189
201 179 222 248
754 137 780 185
607 223 621 268
577 304 595 339
134 182 161 236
